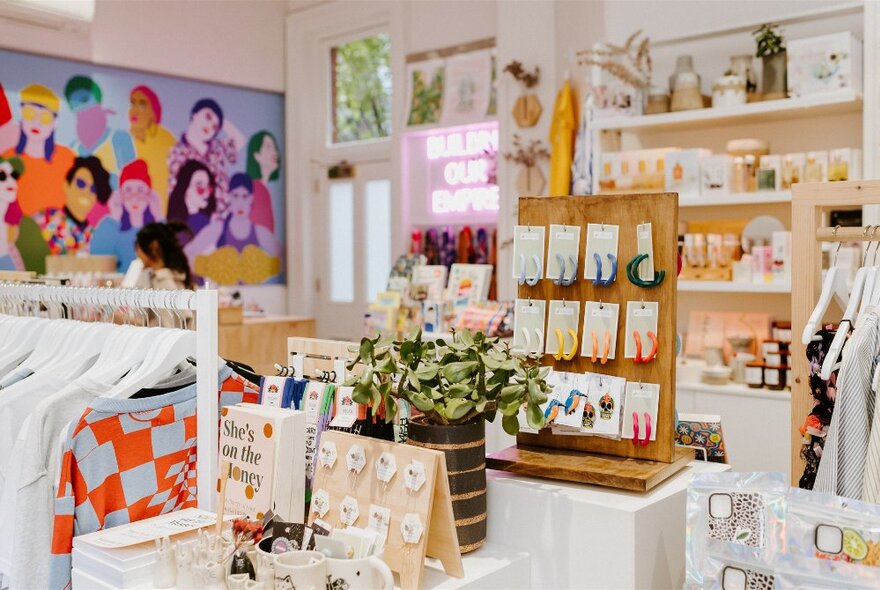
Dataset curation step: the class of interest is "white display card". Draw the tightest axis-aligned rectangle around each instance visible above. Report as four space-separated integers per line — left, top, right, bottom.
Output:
545 300 581 356
545 224 581 280
624 301 660 359
328 386 358 428
621 381 660 441
551 372 593 431
636 222 656 281
581 301 620 361
514 298 546 354
585 373 626 438
260 376 286 407
512 225 546 281
584 223 620 281
339 495 361 527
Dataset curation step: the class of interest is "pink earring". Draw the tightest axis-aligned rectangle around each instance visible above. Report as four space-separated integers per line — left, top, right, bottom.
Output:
632 411 639 446
641 412 652 446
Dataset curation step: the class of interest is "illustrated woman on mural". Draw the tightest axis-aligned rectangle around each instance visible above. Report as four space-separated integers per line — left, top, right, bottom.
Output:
129 85 176 209
167 159 217 239
246 130 280 232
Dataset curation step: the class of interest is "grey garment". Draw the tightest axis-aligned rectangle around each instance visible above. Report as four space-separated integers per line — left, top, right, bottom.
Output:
815 310 880 500
6 367 199 590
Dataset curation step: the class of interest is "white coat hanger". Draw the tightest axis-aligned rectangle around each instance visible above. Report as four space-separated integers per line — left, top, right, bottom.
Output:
820 227 873 379
856 227 879 320
802 227 846 344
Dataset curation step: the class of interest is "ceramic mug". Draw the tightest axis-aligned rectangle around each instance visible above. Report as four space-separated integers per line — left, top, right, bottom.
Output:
325 551 394 590
273 550 326 590
255 536 278 585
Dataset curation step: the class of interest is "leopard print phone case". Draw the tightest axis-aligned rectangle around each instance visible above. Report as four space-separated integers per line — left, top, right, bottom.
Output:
721 565 775 590
708 492 767 548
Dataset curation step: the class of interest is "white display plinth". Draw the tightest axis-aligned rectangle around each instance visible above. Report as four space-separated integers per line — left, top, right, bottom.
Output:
72 540 528 589
487 460 730 589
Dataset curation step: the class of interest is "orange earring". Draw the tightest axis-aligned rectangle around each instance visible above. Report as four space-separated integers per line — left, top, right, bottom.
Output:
642 330 659 362
600 331 611 365
591 330 598 363
633 330 643 363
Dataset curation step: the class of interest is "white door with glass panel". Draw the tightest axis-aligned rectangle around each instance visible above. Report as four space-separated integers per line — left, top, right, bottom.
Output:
317 163 392 340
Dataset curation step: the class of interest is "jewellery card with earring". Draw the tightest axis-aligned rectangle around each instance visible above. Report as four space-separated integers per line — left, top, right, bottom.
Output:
553 372 592 431
581 300 619 364
624 300 659 363
512 225 546 287
546 224 581 286
319 441 338 470
539 370 568 427
627 222 666 287
622 381 660 444
585 373 627 438
584 223 620 285
514 298 546 355
546 300 580 360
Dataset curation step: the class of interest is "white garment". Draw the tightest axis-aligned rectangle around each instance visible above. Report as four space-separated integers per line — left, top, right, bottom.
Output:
815 310 880 500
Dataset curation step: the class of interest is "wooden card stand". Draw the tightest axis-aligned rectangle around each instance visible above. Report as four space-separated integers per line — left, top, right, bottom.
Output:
488 194 686 490
308 431 464 589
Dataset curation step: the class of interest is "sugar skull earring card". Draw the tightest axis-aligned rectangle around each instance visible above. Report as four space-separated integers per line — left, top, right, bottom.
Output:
585 373 626 438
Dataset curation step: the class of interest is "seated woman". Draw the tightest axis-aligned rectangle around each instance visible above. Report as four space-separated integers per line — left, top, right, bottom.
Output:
135 222 194 325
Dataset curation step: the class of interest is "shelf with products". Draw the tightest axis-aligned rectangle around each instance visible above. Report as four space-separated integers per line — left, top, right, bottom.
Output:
679 190 791 207
592 90 863 132
677 280 790 294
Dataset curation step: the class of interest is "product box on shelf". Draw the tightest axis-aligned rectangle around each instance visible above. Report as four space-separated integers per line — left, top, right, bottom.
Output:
804 151 829 183
787 32 863 98
665 149 710 197
757 155 782 191
772 231 792 284
782 153 806 189
598 152 620 192
828 148 862 182
700 155 735 195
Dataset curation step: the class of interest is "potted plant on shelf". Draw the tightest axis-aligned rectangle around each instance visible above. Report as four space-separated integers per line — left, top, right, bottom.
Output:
347 329 549 553
753 23 787 100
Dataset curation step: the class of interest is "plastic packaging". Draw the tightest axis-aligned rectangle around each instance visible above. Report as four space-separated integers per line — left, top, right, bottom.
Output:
698 539 774 590
774 554 880 589
686 471 786 587
785 487 880 567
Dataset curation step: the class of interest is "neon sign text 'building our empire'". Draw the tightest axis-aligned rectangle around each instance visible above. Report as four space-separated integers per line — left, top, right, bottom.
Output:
426 126 500 215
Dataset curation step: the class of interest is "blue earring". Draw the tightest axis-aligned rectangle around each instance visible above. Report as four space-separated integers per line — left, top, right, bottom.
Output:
561 255 577 286
593 253 618 286
553 253 567 285
525 254 542 286
517 254 527 286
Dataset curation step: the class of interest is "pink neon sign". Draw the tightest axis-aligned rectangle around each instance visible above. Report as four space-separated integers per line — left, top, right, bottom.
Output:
425 124 499 215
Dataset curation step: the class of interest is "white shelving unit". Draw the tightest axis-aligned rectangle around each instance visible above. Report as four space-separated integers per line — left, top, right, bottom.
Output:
679 190 791 207
678 280 791 293
592 90 863 132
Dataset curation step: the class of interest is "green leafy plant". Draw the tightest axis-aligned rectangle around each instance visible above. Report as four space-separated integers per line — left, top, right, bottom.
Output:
753 24 785 58
346 329 549 435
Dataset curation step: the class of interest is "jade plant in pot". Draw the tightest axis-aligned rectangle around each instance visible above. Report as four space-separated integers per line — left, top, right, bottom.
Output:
347 329 549 553
753 23 786 100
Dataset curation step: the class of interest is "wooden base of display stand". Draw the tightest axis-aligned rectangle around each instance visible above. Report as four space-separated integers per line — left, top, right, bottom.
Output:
486 444 692 492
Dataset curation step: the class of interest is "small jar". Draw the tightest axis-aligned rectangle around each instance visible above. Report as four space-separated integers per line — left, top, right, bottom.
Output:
762 340 781 357
772 321 792 343
745 362 764 388
764 352 789 366
763 365 786 391
786 368 792 390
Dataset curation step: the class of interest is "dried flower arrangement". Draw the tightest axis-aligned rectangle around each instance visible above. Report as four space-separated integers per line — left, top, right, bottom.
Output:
503 134 550 168
577 30 652 89
503 60 540 89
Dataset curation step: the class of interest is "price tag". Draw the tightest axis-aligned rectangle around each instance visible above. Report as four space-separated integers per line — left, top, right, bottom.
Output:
520 305 540 315
556 307 575 316
555 232 575 241
311 489 330 518
404 460 427 492
591 308 613 318
520 232 540 241
593 231 614 240
633 308 654 317
638 230 651 240
346 445 366 474
319 441 337 469
400 513 424 544
339 496 360 526
375 452 397 483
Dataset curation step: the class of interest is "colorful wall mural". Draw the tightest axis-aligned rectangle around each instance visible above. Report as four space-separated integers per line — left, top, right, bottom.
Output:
0 49 285 285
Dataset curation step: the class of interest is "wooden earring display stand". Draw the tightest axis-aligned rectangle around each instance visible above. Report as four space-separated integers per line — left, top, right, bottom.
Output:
308 431 464 589
487 194 691 492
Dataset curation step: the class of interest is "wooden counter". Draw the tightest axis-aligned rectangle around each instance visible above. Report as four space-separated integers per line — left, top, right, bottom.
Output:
218 315 316 375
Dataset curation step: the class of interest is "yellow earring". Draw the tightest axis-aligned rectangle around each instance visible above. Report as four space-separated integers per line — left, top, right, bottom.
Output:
562 328 579 360
553 328 565 360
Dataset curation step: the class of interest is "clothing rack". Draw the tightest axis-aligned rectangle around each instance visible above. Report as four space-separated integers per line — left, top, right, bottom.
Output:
791 180 880 482
287 336 361 384
0 284 219 509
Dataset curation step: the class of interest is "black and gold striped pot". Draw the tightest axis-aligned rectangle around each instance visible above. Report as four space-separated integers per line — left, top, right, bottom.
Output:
407 417 486 553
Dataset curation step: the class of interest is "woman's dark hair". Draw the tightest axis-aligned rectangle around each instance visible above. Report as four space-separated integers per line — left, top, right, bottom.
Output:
167 159 216 224
190 98 223 136
136 222 194 289
65 156 112 204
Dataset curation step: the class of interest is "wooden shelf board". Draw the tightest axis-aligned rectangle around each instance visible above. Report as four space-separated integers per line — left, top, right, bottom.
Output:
486 444 693 492
592 91 862 131
679 191 791 207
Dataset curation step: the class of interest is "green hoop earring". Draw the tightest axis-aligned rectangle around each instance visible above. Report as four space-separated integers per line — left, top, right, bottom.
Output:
626 253 665 288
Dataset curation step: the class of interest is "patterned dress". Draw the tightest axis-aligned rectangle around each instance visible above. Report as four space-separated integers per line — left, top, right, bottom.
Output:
799 328 838 490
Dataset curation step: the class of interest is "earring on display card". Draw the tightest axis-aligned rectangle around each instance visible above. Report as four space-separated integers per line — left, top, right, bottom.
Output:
553 253 567 286
553 328 566 360
517 254 528 286
592 252 618 286
519 327 532 354
626 253 666 287
632 411 640 446
564 388 584 415
641 412 652 446
561 328 579 360
534 328 544 355
525 254 542 286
